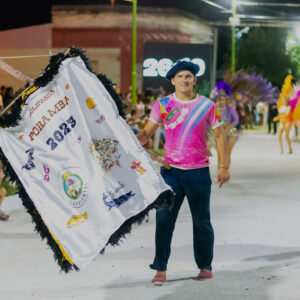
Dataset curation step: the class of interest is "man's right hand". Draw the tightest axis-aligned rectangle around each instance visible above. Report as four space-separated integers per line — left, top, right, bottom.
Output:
136 120 159 145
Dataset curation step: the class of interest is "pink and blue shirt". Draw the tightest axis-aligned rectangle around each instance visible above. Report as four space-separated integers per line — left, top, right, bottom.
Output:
150 93 223 169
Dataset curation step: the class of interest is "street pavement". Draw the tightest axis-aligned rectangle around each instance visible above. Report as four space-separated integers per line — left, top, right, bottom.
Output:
1 130 300 300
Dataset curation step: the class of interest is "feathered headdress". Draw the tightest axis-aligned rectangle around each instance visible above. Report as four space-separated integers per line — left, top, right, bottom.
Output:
222 69 277 103
277 74 293 108
216 80 231 97
290 82 300 113
210 80 231 99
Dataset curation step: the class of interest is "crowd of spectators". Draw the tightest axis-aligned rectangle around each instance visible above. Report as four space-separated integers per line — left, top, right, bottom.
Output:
122 86 167 149
0 85 16 221
233 94 268 130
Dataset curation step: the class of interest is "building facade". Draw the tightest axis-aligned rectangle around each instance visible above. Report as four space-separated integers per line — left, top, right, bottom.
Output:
0 5 213 93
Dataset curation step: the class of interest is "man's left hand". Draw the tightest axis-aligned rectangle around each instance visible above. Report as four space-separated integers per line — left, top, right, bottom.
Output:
217 168 230 187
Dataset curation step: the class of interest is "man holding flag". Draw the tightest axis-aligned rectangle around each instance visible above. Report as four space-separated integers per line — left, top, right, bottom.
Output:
137 60 230 285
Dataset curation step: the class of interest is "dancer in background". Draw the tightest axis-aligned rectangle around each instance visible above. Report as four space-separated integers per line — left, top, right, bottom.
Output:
273 75 293 154
289 83 300 142
211 81 239 167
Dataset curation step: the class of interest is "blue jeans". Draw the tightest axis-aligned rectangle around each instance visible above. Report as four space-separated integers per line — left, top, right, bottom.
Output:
150 166 214 271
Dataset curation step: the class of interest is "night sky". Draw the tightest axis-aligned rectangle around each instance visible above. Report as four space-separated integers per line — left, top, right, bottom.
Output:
2 0 300 31
0 1 51 31
0 0 231 31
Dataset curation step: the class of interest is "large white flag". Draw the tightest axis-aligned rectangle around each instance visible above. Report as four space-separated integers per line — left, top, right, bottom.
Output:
0 50 172 271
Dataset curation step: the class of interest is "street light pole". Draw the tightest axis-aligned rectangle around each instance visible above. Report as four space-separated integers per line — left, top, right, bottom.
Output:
231 0 237 74
211 27 218 88
131 0 137 104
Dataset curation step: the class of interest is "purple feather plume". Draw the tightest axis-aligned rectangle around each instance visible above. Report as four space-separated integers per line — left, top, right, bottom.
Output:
216 80 231 96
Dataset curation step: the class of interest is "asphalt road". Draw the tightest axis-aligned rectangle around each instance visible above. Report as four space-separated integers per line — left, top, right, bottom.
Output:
1 130 300 300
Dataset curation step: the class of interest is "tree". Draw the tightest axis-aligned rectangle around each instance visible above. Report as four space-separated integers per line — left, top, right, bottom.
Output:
286 31 300 81
195 80 211 98
234 27 296 87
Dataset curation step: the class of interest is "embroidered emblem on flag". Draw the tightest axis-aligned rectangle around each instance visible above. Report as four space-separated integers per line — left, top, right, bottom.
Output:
22 148 35 170
67 213 88 228
89 138 121 170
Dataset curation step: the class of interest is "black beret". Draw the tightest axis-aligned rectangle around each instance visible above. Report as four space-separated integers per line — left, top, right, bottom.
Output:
165 60 199 81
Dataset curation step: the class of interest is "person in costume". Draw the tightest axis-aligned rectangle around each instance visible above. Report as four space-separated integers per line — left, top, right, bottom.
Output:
273 75 293 154
222 69 276 129
211 81 239 167
289 84 300 142
137 60 230 285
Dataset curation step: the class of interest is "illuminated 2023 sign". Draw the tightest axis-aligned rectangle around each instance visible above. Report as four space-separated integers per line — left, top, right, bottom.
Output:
143 57 206 77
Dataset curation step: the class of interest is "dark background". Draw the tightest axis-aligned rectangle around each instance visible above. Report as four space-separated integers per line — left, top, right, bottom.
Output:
143 43 212 93
3 0 300 31
1 0 300 72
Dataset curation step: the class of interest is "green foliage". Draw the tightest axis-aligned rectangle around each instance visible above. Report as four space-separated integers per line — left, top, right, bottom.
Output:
195 80 211 98
287 31 300 81
288 46 300 80
232 27 296 87
0 180 18 196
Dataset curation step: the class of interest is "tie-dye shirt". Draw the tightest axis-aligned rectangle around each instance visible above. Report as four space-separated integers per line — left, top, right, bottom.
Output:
149 93 223 169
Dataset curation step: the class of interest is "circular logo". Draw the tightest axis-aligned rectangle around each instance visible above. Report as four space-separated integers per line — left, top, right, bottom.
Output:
59 167 89 208
63 173 83 200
